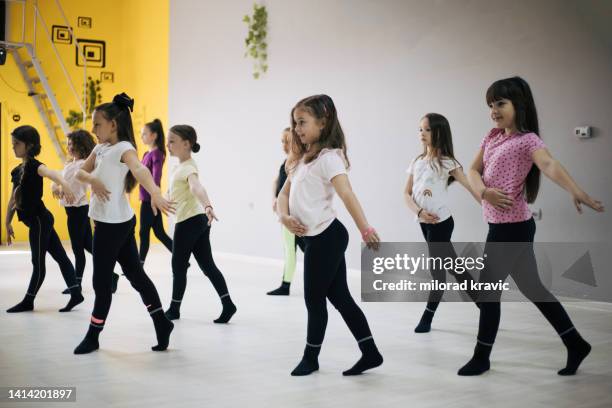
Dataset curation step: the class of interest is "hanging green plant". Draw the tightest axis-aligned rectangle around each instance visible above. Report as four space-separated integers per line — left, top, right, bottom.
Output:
242 3 268 79
65 76 102 128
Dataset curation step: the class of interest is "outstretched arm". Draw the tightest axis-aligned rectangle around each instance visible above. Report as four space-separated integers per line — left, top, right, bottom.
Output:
187 173 218 225
331 174 380 248
532 148 604 213
122 150 175 216
37 164 75 204
450 167 482 204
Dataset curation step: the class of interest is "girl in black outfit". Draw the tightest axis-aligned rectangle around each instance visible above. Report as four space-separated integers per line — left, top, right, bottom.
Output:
5 125 84 313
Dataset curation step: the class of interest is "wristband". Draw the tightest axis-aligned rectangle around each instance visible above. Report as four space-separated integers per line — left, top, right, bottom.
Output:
480 188 488 199
417 208 423 217
205 205 213 212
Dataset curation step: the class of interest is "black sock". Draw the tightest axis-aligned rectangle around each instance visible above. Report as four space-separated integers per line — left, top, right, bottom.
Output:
74 323 103 354
414 305 436 333
343 337 383 376
165 300 181 320
458 341 492 376
59 287 84 312
111 272 120 294
267 281 290 296
214 295 237 323
151 308 174 351
6 295 35 313
291 344 320 376
558 328 591 375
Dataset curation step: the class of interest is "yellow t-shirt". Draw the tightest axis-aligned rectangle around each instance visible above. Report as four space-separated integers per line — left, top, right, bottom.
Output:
170 158 204 223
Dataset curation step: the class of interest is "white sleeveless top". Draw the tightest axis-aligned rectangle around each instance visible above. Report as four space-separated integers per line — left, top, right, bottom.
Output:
88 141 136 223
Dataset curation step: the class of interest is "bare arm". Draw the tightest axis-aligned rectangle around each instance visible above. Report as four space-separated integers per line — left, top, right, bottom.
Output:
467 149 486 197
450 167 482 204
332 174 380 247
272 175 279 212
468 148 513 210
122 150 175 215
187 173 218 225
403 174 421 214
532 148 604 213
37 164 75 204
5 188 16 245
276 178 307 236
76 151 111 202
403 173 439 223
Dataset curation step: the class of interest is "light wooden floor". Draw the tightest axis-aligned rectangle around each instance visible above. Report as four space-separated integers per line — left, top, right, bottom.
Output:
1 244 611 408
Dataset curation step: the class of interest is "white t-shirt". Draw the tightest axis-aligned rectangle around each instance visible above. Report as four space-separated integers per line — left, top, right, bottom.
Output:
88 141 136 223
407 156 461 223
289 148 348 236
60 159 89 207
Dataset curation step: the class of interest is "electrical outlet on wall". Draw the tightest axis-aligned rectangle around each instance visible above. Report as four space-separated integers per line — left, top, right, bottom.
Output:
574 126 592 138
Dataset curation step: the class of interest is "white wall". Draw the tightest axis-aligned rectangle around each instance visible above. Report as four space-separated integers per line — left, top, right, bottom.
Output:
169 0 612 269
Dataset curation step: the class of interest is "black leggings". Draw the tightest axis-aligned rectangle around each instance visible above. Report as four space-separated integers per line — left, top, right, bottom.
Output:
302 219 373 348
65 205 92 281
91 216 163 326
171 214 230 304
419 216 477 306
139 200 173 261
22 209 78 296
477 218 575 346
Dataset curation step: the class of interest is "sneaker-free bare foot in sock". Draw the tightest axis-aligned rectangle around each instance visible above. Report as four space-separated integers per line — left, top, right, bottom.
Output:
74 324 102 354
342 338 383 376
59 293 84 312
7 296 34 313
267 281 290 296
414 308 435 333
214 296 237 323
151 310 174 351
291 345 320 376
558 329 591 376
458 342 492 376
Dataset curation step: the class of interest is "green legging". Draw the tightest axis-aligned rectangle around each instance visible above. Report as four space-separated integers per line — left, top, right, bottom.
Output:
282 225 304 282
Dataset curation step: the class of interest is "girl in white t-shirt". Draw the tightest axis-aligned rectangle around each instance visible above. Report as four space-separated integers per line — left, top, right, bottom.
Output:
404 113 481 333
277 94 383 377
73 93 175 355
53 130 120 294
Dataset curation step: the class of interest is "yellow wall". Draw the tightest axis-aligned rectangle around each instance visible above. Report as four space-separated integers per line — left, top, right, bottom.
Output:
1 0 169 244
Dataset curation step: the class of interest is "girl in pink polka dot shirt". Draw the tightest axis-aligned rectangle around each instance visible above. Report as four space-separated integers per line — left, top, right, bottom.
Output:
461 76 605 377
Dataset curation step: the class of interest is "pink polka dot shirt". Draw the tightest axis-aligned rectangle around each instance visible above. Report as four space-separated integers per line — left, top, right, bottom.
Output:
480 128 546 224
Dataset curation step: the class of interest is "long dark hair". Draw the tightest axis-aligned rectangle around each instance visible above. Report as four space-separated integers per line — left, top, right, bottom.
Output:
67 129 96 160
94 93 138 193
12 125 41 158
486 76 540 203
418 113 459 186
145 118 167 159
288 94 349 173
169 124 201 153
